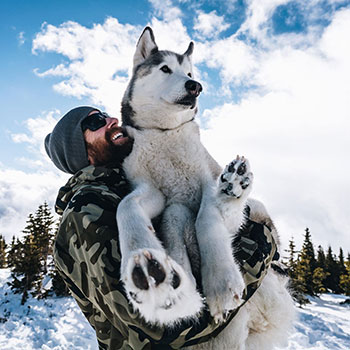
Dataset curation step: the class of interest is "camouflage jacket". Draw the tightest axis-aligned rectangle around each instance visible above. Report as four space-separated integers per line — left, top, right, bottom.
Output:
54 165 279 350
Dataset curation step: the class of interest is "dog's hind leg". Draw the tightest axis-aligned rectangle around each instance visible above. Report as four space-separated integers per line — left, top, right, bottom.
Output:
158 203 204 320
160 203 198 280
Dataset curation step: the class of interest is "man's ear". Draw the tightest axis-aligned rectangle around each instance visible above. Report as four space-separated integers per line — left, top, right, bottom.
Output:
133 27 158 70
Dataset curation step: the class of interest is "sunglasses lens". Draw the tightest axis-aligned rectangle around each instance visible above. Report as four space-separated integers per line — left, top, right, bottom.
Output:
81 113 107 131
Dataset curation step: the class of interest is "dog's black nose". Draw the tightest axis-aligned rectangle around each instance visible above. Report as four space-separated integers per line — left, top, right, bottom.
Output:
185 80 203 97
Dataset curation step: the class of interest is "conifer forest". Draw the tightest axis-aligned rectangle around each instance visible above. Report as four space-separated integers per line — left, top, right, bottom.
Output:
0 204 349 306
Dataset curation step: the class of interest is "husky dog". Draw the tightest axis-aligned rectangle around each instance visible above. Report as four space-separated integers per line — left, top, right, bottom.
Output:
117 27 295 349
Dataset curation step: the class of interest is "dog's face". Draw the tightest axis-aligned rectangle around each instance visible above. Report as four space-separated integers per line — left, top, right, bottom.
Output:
122 27 202 130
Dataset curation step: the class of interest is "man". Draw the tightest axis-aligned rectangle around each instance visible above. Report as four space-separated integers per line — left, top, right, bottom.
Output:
45 106 280 350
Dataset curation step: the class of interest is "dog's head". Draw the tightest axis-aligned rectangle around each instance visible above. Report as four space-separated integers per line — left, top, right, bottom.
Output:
122 27 202 130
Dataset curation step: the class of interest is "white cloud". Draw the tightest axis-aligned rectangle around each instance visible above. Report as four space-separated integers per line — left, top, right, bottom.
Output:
240 0 289 39
31 15 195 115
32 18 142 116
26 2 350 254
194 10 230 39
1 111 70 242
0 168 68 242
11 110 61 169
17 31 25 46
148 0 182 21
200 8 350 252
195 37 257 93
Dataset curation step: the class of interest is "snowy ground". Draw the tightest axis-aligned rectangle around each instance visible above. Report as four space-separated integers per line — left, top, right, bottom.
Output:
1 268 349 349
0 269 97 350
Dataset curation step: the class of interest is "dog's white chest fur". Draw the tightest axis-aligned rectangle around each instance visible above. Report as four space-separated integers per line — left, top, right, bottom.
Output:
123 122 208 208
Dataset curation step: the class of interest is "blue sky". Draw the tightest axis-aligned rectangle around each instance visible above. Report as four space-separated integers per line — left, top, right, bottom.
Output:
0 0 350 255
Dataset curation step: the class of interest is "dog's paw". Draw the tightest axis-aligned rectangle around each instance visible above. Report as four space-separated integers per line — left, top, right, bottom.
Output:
122 248 203 325
219 155 253 199
203 262 245 324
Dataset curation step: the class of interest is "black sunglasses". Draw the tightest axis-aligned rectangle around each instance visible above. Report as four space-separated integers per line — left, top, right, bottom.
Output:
81 112 108 132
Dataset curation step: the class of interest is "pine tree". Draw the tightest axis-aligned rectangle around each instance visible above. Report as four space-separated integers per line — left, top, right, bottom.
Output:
8 203 56 303
338 248 346 276
49 265 70 297
312 267 329 295
285 236 308 304
285 236 297 278
34 202 55 276
293 228 316 296
324 246 341 293
46 223 70 297
316 245 326 269
0 234 7 268
7 236 21 269
340 253 350 296
9 214 42 304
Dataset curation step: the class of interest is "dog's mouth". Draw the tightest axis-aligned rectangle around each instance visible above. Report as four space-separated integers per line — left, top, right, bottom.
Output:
175 95 197 109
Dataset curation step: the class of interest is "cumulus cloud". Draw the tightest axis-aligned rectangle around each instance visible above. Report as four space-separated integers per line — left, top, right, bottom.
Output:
11 110 61 169
23 0 350 254
200 7 350 251
0 168 68 241
1 110 69 242
32 18 142 116
194 10 230 39
148 0 182 21
240 0 290 39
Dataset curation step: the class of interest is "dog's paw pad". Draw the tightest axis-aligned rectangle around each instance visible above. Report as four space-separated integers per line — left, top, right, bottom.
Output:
219 155 253 198
122 248 203 325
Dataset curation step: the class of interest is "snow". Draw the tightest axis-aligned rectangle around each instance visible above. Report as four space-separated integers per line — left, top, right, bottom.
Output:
1 268 349 350
0 269 97 350
279 294 350 350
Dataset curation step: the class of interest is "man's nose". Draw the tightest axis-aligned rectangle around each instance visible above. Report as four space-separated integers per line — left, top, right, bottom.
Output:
106 117 119 127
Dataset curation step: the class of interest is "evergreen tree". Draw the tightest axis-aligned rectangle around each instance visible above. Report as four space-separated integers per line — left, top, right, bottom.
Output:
312 267 329 295
324 246 341 294
46 223 70 297
8 203 56 303
9 214 42 304
293 228 316 296
7 236 21 268
34 202 55 276
316 245 326 269
338 248 346 276
285 236 308 304
49 265 70 297
340 253 350 296
0 234 7 268
285 236 297 278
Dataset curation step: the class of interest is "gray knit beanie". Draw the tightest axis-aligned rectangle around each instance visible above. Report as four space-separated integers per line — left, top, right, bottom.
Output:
45 106 99 174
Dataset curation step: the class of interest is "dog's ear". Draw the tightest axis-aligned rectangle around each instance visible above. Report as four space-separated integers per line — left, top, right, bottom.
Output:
133 27 158 70
184 42 194 58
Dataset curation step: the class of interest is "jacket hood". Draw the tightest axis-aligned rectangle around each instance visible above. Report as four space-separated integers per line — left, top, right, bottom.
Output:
55 165 130 215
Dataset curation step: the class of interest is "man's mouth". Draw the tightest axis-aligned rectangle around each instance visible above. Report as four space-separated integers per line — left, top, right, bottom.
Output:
112 132 124 141
110 128 129 145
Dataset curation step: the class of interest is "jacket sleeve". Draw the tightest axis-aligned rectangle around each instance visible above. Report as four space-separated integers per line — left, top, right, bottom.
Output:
53 184 219 350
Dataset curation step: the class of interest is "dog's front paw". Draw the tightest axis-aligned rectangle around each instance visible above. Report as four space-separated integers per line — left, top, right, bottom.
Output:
219 155 253 199
203 263 245 324
122 248 203 325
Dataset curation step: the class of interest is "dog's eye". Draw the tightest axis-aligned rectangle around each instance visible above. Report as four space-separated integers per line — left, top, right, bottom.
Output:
188 73 192 78
160 65 172 74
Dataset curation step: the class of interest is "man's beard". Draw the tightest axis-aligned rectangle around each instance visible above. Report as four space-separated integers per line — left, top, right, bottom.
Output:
86 128 133 168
